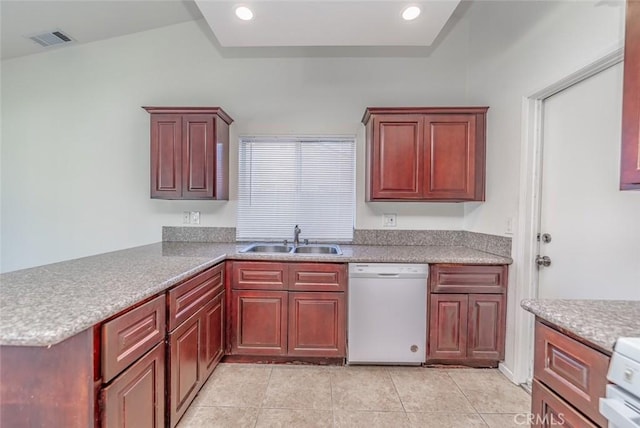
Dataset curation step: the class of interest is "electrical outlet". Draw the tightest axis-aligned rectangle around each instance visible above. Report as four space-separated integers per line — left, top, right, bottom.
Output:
190 211 200 225
183 212 191 224
383 213 397 227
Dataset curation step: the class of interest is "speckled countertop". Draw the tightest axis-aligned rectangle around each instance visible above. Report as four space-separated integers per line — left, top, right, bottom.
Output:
521 299 640 354
0 242 511 347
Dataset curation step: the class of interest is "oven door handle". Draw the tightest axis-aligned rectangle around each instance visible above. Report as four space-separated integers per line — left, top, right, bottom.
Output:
599 397 640 428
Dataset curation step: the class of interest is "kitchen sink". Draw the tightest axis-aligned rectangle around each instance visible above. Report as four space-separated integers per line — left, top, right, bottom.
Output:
292 245 342 255
239 243 342 255
240 244 293 253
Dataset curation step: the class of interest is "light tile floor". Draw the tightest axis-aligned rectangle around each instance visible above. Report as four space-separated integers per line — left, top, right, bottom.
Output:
177 364 532 428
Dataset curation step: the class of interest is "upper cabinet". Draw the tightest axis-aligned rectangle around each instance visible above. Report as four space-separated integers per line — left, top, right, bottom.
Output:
363 107 488 201
621 0 640 190
143 107 234 200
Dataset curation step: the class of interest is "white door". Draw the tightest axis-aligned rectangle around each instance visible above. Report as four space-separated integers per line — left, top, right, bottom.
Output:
538 62 640 300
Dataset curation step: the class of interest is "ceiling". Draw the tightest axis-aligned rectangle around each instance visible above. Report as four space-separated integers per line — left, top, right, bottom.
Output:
0 0 462 60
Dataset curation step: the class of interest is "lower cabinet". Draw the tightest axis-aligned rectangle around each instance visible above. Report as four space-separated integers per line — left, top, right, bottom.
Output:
167 264 225 428
428 294 468 360
427 265 507 366
531 321 609 427
231 290 288 355
288 292 346 357
101 343 166 428
531 379 597 428
230 261 347 359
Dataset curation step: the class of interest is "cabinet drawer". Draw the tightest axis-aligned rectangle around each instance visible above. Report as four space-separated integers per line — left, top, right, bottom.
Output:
102 294 166 383
534 322 609 427
289 263 347 291
531 379 597 428
168 263 224 331
430 265 507 294
232 261 287 290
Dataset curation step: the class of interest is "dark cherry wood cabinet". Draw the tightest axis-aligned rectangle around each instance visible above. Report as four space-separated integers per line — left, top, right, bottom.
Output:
532 321 609 427
168 311 201 426
621 0 640 190
231 290 289 355
467 294 504 360
201 293 225 380
0 329 95 428
0 263 226 428
229 261 347 359
101 343 166 428
531 379 597 428
363 107 488 201
102 295 166 383
100 295 167 428
144 107 233 200
428 294 468 360
427 264 507 366
288 292 346 357
167 263 225 427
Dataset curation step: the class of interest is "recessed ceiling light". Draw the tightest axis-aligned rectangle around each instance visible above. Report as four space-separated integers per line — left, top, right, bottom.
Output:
402 6 421 21
235 6 254 21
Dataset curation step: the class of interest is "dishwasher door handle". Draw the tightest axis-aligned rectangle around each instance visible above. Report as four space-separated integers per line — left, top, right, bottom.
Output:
377 273 400 277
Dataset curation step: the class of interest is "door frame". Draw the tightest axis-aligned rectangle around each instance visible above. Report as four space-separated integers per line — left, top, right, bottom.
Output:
507 46 623 385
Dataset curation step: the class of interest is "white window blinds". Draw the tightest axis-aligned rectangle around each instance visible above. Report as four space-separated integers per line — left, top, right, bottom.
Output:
237 136 355 241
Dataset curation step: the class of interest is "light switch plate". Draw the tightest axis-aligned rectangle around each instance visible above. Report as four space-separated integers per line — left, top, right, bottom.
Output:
183 212 191 224
190 211 200 225
505 217 514 235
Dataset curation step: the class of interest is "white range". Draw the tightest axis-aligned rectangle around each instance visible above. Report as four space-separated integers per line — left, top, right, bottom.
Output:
600 337 640 428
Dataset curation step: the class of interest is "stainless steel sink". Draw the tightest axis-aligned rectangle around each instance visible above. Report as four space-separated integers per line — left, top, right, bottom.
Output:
292 245 342 255
240 243 293 253
239 243 342 255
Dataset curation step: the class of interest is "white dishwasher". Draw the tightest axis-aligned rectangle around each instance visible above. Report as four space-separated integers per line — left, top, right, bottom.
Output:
348 263 428 365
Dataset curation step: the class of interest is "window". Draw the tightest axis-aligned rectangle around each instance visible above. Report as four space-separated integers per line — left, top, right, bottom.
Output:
237 136 355 241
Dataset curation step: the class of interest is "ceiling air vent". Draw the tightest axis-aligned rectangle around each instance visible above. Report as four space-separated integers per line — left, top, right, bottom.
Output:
27 30 74 47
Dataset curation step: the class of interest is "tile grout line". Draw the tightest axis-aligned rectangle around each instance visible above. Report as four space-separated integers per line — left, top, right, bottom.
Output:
385 366 411 424
445 370 486 421
252 364 274 428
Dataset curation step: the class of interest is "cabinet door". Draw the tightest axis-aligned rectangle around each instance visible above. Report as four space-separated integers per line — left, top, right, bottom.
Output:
150 114 182 199
288 292 345 357
423 114 479 200
370 114 423 199
182 114 216 199
231 290 288 355
168 312 202 427
428 294 467 360
621 0 640 189
467 294 505 360
531 380 597 428
201 292 224 381
101 342 165 428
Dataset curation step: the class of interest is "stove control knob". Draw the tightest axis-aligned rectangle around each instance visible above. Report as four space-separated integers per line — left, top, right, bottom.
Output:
624 369 634 382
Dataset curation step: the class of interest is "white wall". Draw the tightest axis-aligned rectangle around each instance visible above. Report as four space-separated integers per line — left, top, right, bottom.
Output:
462 0 625 381
1 18 470 272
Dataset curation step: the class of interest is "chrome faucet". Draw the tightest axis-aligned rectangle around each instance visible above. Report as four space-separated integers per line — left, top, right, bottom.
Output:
293 225 301 246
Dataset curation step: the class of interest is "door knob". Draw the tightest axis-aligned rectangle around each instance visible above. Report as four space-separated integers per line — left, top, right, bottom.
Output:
536 255 551 267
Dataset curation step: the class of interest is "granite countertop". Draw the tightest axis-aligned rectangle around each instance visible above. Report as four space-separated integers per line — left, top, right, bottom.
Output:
0 242 511 347
521 299 640 354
